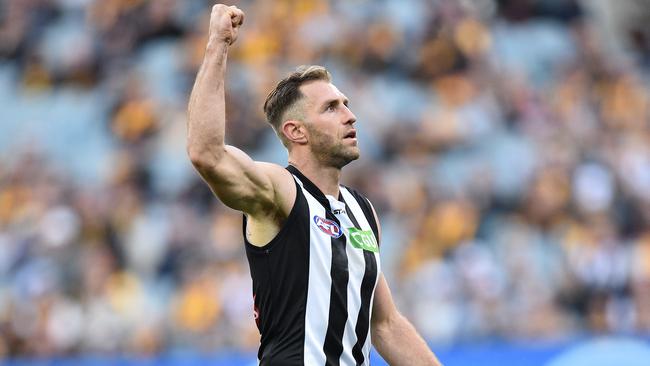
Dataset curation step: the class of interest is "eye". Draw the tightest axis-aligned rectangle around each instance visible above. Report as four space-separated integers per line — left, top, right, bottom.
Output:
325 104 336 112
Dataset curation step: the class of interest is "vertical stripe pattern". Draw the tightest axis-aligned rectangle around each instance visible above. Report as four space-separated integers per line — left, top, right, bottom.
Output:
341 188 381 365
289 168 380 366
322 217 349 366
296 178 332 366
330 195 365 366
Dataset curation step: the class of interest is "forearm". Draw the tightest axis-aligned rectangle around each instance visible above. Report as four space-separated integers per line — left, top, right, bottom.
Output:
372 313 442 366
187 41 229 162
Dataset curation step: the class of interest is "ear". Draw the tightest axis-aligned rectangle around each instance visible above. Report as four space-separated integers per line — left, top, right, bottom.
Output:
282 120 308 145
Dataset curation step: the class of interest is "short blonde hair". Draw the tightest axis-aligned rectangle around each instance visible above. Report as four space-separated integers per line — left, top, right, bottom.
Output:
263 65 331 146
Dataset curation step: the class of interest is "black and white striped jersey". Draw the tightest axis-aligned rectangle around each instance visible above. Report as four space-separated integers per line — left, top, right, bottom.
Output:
244 165 381 366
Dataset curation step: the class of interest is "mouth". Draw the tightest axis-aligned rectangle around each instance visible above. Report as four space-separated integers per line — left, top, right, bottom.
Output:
344 130 357 139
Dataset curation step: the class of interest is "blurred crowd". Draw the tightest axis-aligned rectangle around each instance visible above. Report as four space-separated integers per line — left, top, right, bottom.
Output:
2 0 650 358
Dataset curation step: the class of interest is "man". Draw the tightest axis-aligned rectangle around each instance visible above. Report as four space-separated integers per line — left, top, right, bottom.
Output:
187 4 441 366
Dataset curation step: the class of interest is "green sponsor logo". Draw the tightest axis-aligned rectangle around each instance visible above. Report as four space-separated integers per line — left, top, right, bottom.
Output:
347 228 379 253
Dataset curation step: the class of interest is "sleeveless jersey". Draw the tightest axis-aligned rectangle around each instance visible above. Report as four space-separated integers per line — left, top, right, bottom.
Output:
243 165 381 366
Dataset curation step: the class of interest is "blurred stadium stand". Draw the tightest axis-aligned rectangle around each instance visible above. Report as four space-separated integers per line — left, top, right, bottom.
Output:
2 0 650 364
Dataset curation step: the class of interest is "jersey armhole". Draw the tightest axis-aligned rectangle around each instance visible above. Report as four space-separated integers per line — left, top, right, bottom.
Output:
365 198 380 247
243 178 302 254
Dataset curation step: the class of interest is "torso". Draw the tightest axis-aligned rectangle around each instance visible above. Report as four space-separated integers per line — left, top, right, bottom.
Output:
243 166 381 366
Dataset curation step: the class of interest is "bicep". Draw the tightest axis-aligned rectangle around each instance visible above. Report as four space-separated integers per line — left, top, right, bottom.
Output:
192 145 285 214
368 202 394 325
372 274 400 329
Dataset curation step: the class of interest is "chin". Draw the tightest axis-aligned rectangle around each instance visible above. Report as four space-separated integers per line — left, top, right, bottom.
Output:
337 150 360 168
314 144 361 168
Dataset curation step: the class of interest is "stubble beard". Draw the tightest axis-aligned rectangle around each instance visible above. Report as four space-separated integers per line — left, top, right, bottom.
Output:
307 125 360 169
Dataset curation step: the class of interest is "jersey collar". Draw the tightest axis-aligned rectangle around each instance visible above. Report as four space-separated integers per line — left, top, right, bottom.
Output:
286 165 342 211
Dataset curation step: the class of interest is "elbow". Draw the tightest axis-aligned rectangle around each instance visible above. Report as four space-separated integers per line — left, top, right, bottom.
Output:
187 148 206 169
187 144 224 171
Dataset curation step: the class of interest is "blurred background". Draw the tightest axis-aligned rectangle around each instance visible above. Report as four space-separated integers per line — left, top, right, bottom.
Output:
2 0 650 364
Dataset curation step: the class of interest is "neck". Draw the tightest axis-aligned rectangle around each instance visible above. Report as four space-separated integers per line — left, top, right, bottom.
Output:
288 156 341 197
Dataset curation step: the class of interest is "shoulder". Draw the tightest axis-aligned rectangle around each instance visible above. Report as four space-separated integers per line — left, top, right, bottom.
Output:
341 185 373 210
343 185 382 244
256 162 297 217
256 162 292 181
342 185 379 228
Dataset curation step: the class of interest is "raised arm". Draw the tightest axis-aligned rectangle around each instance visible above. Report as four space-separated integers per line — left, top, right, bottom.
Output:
187 4 291 216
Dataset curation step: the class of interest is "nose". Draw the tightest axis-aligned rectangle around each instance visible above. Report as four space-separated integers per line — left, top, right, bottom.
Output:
343 105 356 125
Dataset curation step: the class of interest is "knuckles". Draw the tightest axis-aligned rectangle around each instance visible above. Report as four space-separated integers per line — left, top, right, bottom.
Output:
212 4 227 12
211 4 241 15
211 4 244 27
209 4 244 44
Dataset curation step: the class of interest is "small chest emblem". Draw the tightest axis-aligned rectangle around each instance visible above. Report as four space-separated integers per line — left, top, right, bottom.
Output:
314 215 342 238
348 228 379 253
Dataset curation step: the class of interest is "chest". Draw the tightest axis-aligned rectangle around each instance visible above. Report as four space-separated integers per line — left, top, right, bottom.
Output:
306 193 381 282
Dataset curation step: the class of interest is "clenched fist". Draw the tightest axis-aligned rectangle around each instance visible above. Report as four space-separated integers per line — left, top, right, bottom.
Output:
209 4 245 46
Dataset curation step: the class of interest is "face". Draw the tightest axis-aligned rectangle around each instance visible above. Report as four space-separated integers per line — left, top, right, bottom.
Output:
299 80 359 169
